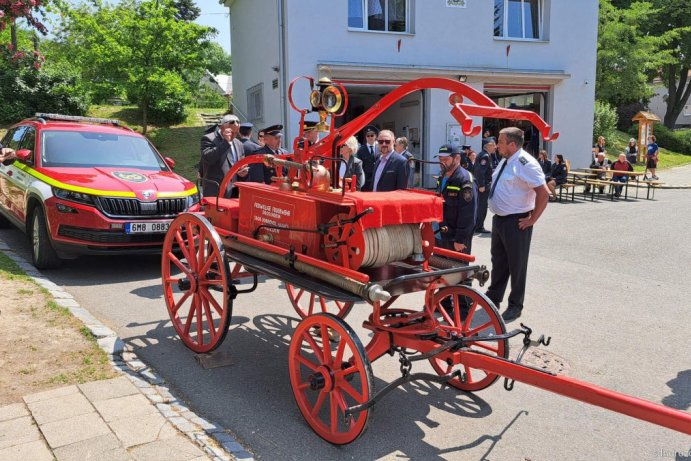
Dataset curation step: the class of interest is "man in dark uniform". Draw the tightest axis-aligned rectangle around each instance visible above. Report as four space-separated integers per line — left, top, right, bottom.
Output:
251 125 286 184
473 142 493 234
460 144 473 171
486 127 549 322
297 120 319 150
199 114 248 197
435 144 477 254
357 125 379 191
238 122 260 155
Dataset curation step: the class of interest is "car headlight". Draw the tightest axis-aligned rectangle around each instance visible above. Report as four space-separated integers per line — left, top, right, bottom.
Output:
52 187 96 205
186 191 201 209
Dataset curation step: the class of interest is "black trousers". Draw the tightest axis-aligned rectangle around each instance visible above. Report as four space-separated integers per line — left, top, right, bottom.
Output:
475 188 489 231
485 212 533 311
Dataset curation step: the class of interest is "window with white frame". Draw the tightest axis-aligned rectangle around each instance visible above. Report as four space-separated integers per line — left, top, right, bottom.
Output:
348 0 410 33
494 0 543 40
684 105 691 117
247 83 263 122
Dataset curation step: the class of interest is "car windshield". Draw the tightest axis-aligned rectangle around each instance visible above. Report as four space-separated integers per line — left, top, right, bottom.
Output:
41 130 167 170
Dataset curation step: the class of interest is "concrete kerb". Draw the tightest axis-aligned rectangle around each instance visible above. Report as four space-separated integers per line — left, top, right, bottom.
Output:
0 239 255 461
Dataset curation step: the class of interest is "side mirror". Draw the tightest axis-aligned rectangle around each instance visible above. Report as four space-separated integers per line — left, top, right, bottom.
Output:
164 157 176 169
16 149 31 161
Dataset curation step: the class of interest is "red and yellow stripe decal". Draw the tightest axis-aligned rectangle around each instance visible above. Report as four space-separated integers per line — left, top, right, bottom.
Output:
13 163 198 198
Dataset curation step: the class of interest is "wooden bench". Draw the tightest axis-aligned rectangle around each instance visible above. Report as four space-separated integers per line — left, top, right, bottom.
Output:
556 182 577 202
626 179 664 200
553 159 577 202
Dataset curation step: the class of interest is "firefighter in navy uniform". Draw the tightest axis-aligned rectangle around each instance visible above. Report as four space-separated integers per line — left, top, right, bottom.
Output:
238 122 261 155
435 144 477 255
251 125 286 184
297 120 320 149
473 143 493 233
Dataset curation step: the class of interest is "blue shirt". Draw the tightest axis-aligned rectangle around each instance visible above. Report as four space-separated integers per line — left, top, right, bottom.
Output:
647 143 658 157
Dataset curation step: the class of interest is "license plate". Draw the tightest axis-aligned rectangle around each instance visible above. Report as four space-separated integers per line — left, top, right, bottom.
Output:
125 221 171 234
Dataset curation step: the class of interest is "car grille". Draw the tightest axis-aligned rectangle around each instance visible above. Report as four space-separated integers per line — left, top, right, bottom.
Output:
96 197 187 218
58 226 166 244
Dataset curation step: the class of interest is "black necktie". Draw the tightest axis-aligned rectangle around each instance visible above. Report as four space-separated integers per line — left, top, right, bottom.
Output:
369 145 374 156
489 160 507 199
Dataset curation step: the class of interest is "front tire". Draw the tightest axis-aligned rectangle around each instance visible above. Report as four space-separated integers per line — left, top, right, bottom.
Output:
30 207 62 269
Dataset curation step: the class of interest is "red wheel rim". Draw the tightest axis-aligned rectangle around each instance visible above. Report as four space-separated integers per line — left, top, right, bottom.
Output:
429 286 508 391
285 284 354 319
289 313 373 445
162 213 231 353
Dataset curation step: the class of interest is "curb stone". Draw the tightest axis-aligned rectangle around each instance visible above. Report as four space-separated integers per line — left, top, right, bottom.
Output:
0 238 256 461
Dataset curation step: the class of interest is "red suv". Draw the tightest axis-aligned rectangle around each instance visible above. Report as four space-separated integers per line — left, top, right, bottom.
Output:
0 113 200 268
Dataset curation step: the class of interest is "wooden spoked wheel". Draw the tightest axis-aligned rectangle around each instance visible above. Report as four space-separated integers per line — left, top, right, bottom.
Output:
285 284 354 319
162 213 231 353
429 286 508 391
289 313 373 445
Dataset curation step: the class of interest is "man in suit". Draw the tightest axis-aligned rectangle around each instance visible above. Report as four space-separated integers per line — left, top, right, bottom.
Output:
372 129 409 192
357 125 379 191
200 114 248 197
395 136 416 188
251 125 286 184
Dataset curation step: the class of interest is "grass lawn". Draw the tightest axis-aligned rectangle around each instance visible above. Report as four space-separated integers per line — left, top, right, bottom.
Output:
608 129 691 171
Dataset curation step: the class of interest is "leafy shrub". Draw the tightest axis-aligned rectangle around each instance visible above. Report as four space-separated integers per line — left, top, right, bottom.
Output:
134 70 189 125
616 102 646 131
0 55 89 122
190 85 228 109
593 100 619 144
652 125 691 155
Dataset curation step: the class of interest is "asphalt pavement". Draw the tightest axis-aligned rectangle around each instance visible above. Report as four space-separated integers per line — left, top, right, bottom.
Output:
1 165 690 460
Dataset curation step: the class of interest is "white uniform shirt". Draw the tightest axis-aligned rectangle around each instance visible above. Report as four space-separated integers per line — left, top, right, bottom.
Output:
488 149 546 216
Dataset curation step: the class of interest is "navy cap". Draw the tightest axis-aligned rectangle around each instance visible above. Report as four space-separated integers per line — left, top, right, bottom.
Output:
461 144 472 150
263 124 283 136
239 122 253 129
435 144 462 157
364 125 379 135
303 120 318 131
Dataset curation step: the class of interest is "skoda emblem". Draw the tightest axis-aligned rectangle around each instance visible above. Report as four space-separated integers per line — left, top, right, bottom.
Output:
142 190 156 200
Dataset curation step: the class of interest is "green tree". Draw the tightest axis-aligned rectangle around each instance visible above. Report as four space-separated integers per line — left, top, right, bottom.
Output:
596 0 672 107
648 0 691 128
57 0 214 133
201 42 231 75
172 0 200 21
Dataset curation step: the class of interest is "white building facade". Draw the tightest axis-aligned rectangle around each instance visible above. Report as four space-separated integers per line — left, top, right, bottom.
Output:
648 84 691 129
224 0 599 187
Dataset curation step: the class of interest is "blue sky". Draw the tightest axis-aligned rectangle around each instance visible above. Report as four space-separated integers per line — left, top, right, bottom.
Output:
40 0 231 54
194 0 231 54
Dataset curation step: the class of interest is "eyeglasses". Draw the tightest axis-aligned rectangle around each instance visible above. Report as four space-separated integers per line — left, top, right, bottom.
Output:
377 139 392 145
366 133 376 137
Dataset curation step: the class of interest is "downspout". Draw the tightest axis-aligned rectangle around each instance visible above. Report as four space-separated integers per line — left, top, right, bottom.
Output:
277 0 289 140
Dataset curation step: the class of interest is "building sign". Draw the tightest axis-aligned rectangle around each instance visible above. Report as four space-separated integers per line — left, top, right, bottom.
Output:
446 0 467 8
